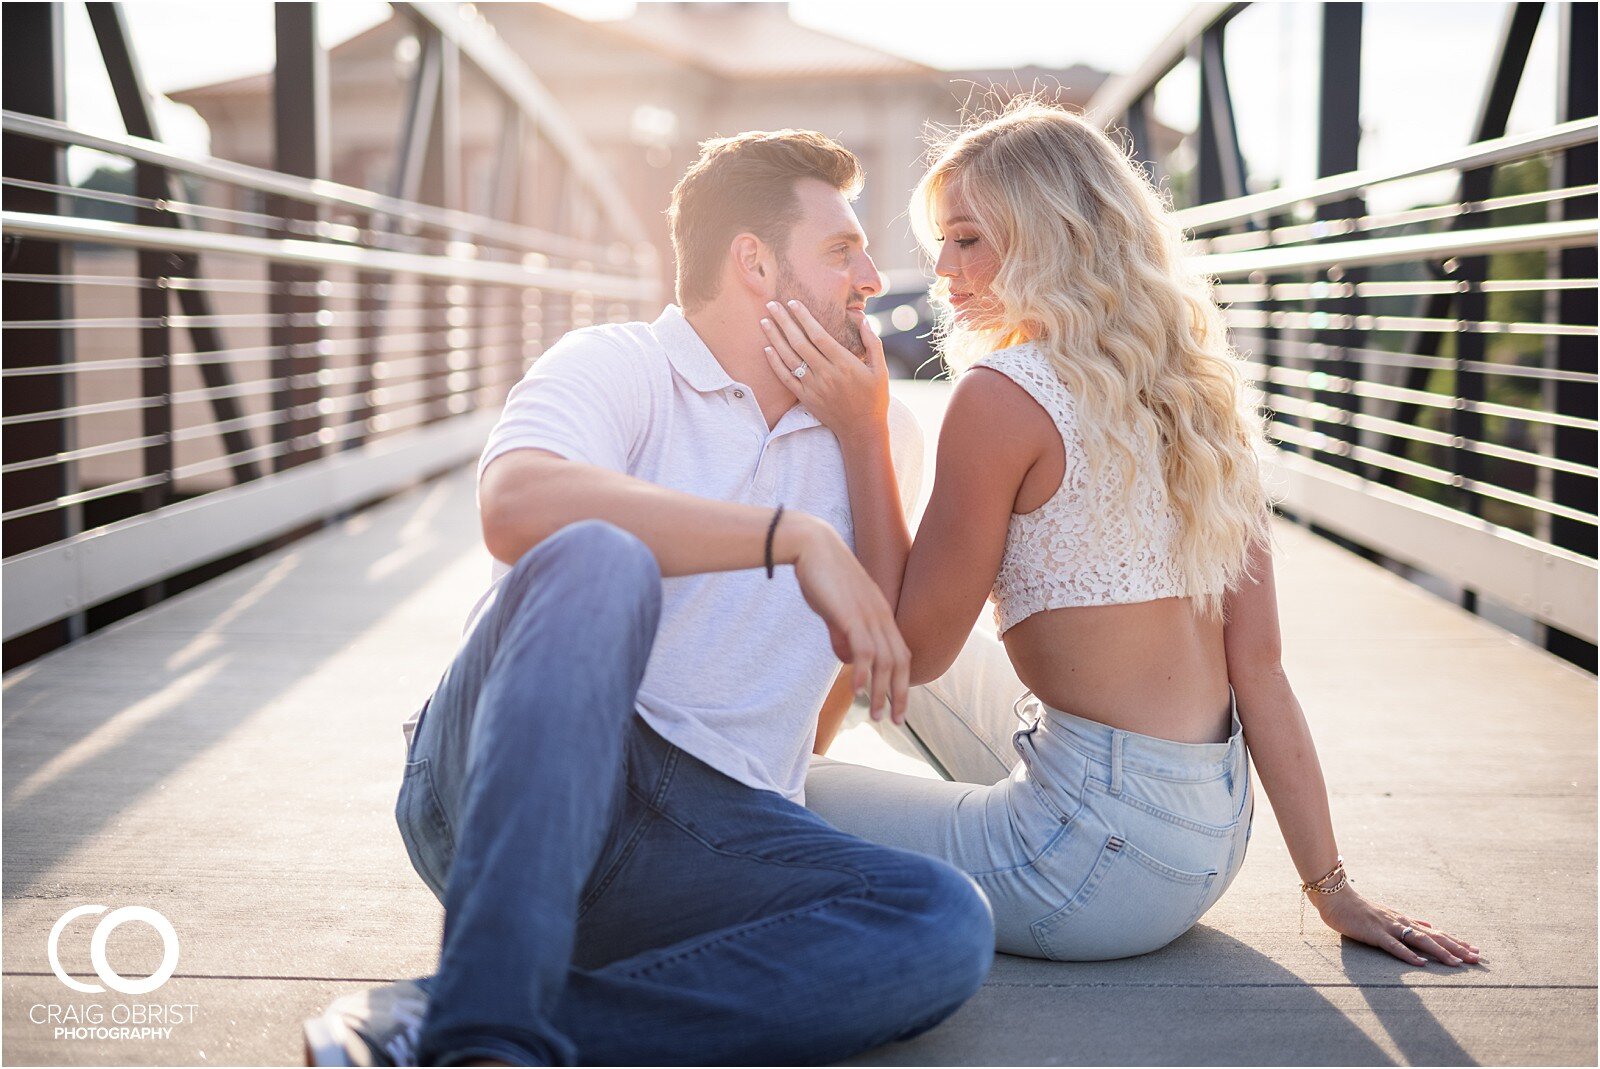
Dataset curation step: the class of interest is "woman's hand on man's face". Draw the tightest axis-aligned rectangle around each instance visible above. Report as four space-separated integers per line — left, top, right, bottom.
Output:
760 299 890 447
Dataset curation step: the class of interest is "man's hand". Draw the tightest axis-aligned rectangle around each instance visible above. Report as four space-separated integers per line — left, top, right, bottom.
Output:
782 512 910 724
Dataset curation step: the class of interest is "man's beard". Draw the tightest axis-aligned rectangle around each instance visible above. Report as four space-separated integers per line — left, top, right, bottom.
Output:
774 257 867 356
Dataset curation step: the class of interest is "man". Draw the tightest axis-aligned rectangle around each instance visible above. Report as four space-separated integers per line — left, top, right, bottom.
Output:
304 130 993 1066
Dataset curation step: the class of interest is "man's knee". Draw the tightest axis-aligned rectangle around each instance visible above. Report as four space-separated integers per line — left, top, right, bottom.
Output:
520 519 659 580
876 854 995 1004
506 520 662 620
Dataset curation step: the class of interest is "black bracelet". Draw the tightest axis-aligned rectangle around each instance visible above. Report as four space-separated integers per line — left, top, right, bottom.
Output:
764 505 785 579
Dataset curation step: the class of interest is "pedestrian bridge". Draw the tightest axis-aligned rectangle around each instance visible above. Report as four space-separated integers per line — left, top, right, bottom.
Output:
2 385 1594 1065
2 2 1595 1065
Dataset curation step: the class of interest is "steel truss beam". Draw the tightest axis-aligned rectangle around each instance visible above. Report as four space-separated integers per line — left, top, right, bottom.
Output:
85 2 262 486
1378 3 1547 498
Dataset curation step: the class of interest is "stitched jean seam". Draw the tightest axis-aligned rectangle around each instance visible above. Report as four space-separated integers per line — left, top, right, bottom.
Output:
580 738 681 916
1090 778 1237 837
577 809 653 918
629 787 875 889
618 889 866 982
966 818 1072 879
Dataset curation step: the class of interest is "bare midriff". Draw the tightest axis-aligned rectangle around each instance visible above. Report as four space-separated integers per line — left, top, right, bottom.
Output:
1001 596 1233 745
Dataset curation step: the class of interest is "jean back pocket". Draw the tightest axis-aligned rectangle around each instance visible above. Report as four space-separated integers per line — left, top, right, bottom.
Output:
395 757 454 903
1031 833 1216 961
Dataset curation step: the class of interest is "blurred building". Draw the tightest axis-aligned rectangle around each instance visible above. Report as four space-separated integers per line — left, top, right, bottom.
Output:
170 2 1132 282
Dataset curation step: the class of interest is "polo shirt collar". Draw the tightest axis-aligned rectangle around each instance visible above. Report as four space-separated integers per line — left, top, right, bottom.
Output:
649 305 822 435
651 305 735 394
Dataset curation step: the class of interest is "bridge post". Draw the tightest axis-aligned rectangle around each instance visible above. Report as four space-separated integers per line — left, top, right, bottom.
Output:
1 2 76 655
271 3 329 471
1196 24 1245 204
1547 1 1597 667
420 31 462 427
1313 3 1364 478
1447 4 1545 589
1122 98 1161 188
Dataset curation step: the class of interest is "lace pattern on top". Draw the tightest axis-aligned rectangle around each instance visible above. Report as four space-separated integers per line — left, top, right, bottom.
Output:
973 343 1191 634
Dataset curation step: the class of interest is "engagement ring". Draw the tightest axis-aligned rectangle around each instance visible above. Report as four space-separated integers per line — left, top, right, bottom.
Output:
793 362 809 380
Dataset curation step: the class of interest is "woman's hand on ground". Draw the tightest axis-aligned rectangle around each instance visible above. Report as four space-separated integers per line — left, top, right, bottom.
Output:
760 300 889 447
1315 886 1482 967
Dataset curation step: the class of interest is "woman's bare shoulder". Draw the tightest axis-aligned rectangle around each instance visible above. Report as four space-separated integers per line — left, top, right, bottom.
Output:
944 362 1058 454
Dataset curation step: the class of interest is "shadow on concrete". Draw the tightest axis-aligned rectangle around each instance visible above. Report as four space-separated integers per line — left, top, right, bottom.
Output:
850 926 1404 1066
1 472 478 900
1338 941 1478 1066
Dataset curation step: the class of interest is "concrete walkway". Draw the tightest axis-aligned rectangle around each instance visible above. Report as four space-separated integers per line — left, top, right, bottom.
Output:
4 390 1595 1065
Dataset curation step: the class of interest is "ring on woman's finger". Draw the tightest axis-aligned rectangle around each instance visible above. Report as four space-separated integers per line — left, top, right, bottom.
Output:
1398 925 1415 941
793 362 809 380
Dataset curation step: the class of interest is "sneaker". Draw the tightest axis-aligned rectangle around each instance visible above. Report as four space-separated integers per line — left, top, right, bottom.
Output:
303 979 429 1067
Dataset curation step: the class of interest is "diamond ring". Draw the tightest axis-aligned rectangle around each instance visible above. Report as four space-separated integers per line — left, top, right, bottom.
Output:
793 362 809 380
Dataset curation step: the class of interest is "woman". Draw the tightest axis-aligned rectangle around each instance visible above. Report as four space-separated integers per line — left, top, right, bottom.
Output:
756 100 1480 966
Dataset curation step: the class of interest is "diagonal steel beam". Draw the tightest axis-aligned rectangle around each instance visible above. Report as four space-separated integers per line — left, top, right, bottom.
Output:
85 2 261 484
392 27 442 207
490 104 525 223
1377 3 1547 481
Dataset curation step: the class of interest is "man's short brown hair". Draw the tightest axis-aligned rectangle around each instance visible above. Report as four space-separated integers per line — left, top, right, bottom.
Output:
668 130 864 311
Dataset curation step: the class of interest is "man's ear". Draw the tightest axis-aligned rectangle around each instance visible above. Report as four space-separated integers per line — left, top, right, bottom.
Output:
729 233 777 299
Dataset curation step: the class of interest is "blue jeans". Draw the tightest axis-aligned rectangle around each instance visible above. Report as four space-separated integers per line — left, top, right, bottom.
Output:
808 629 1251 960
396 520 994 1066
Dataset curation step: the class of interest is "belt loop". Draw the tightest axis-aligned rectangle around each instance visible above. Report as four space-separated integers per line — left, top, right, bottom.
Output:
1109 731 1124 796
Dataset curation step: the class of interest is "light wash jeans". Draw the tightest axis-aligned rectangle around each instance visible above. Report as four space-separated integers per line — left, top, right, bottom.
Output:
807 629 1252 961
395 520 994 1065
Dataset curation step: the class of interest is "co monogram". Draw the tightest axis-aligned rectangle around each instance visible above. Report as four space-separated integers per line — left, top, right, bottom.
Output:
48 906 180 995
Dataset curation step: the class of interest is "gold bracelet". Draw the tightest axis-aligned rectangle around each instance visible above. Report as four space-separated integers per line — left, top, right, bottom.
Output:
1298 856 1351 934
1300 855 1346 894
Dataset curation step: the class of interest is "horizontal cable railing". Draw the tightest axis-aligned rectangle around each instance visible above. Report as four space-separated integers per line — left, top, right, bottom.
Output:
1175 122 1597 646
1178 120 1599 232
2 108 661 645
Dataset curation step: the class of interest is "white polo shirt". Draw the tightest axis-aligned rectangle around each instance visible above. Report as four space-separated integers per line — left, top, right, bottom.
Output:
467 305 922 802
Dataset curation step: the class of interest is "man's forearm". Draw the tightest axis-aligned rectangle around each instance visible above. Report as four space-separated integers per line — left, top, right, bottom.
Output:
837 429 912 611
482 451 827 578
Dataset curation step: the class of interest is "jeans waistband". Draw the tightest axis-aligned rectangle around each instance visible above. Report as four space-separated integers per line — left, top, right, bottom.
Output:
1021 688 1244 784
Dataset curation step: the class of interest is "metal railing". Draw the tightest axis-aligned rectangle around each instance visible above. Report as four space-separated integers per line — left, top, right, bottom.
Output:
1088 1 1598 662
1176 122 1597 649
3 0 1593 671
1 3 661 656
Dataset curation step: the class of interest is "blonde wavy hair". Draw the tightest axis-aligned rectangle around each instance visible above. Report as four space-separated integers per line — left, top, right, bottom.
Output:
911 99 1270 616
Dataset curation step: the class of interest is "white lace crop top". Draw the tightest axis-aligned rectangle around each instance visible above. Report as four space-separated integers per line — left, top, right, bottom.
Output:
973 343 1192 634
